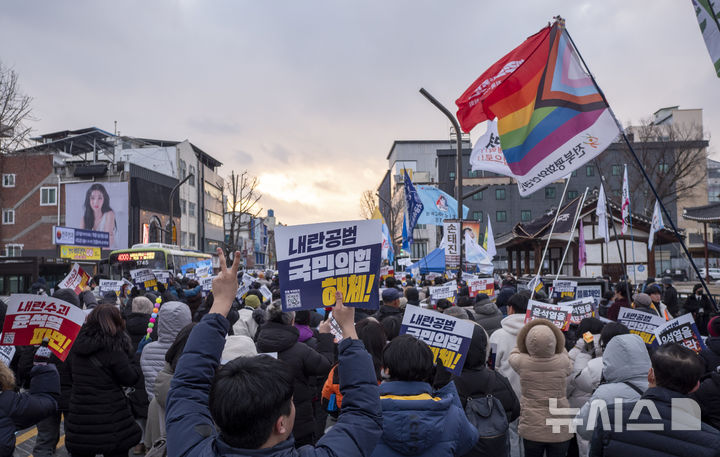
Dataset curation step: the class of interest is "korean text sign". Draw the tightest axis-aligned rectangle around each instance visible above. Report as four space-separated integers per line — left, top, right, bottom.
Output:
468 278 495 298
551 280 577 299
400 305 474 375
429 283 457 305
443 221 460 269
1 294 86 361
654 314 706 353
564 297 596 325
98 279 123 296
58 263 91 296
525 300 573 331
617 308 666 345
275 220 382 311
130 269 158 291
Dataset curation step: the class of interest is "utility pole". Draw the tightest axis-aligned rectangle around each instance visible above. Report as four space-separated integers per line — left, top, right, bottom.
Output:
168 173 193 245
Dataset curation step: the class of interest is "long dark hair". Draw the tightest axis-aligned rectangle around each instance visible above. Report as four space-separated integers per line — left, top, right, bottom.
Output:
83 183 112 230
85 303 131 353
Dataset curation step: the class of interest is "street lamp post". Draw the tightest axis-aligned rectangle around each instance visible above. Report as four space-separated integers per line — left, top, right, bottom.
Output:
168 173 194 245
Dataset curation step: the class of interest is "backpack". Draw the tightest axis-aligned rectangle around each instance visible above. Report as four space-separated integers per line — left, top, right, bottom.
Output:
464 394 510 456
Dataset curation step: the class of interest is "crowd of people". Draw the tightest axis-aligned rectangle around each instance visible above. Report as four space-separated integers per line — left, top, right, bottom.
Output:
2 252 720 456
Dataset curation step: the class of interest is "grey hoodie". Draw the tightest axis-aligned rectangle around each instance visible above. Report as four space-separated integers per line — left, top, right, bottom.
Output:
575 333 651 440
140 301 192 400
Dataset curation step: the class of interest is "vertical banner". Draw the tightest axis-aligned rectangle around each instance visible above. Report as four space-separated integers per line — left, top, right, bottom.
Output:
400 305 475 375
275 220 382 311
617 308 666 345
654 314 707 353
443 220 461 269
525 300 573 330
58 263 92 296
1 294 86 361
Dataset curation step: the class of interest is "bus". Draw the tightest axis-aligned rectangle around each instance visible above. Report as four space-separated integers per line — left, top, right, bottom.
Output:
107 243 213 280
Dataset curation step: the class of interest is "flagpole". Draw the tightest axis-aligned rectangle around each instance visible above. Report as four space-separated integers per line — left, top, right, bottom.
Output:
530 176 571 300
626 175 638 285
554 187 589 282
566 29 717 311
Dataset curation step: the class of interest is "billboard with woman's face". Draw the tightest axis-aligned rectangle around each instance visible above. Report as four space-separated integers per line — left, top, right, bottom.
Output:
65 182 129 250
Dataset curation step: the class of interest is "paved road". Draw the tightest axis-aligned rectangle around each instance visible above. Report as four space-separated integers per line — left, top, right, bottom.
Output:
13 423 69 457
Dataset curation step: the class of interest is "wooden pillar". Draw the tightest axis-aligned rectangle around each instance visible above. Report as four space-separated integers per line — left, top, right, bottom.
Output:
534 243 542 275
648 246 656 279
508 248 513 274
572 242 580 276
524 247 531 275
516 249 522 277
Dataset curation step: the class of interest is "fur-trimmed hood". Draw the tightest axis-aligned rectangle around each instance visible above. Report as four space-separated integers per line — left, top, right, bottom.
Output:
515 318 565 358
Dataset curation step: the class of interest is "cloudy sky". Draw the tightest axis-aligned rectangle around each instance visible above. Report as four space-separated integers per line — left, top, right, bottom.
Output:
2 1 718 225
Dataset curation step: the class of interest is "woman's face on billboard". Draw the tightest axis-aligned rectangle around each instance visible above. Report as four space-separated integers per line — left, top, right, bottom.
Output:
90 190 104 211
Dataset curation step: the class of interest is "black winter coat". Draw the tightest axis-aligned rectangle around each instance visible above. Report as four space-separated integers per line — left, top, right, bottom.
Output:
372 305 404 340
681 295 715 336
65 325 142 455
255 322 334 441
0 365 59 455
125 312 158 352
700 337 720 374
15 346 73 412
692 370 720 431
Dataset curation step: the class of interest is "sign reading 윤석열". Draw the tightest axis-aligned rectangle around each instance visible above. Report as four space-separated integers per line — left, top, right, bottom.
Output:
400 305 474 375
654 314 707 353
524 300 573 331
1 294 86 361
275 219 382 311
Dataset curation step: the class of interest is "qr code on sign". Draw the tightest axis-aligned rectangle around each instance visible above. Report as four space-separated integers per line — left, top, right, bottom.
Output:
2 333 14 344
285 292 302 309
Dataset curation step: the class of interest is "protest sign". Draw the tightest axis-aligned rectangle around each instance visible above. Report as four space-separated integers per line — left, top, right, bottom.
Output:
241 273 254 287
443 221 461 269
551 280 577 299
196 265 212 278
259 285 273 301
576 284 603 307
328 312 344 342
564 297 596 325
0 337 15 366
468 278 495 298
380 266 391 278
276 219 382 311
58 263 91 296
654 314 707 353
236 284 250 301
411 267 420 278
98 279 123 296
617 308 666 345
1 294 86 361
130 269 158 291
200 276 214 293
525 300 573 331
429 283 457 305
400 305 475 375
152 270 172 285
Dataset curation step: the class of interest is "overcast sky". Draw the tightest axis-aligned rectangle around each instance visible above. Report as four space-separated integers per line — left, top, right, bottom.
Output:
2 1 718 226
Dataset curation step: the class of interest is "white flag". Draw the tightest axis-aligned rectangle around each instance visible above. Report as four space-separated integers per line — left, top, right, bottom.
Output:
648 199 665 251
469 120 515 178
596 184 610 244
465 231 492 266
484 219 497 258
621 165 631 235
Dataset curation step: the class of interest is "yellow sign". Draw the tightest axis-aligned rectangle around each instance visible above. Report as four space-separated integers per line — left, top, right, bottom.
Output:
60 245 101 261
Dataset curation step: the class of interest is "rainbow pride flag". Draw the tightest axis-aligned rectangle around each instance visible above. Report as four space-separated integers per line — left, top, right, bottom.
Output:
458 20 620 196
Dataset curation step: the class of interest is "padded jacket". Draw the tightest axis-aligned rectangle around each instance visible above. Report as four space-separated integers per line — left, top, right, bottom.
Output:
165 313 383 457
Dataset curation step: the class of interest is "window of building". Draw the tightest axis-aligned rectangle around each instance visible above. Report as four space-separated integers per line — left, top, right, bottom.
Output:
179 159 187 179
204 182 223 201
449 171 456 181
188 166 196 186
545 187 556 199
415 224 426 230
521 210 532 221
476 211 483 222
612 164 622 176
188 202 196 217
472 211 481 220
586 165 594 177
189 233 196 247
659 162 670 174
411 241 427 259
567 190 579 199
180 199 187 215
468 170 479 178
4 244 22 257
495 188 506 200
472 191 483 200
496 211 507 222
2 209 14 225
206 210 223 228
181 231 187 247
2 174 15 188
40 187 57 206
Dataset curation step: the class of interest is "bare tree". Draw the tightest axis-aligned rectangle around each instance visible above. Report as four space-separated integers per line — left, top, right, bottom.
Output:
359 189 378 219
224 170 262 256
378 190 405 255
0 62 34 153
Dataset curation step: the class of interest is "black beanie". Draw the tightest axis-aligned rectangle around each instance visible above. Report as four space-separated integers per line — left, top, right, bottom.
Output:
464 324 488 369
52 288 81 308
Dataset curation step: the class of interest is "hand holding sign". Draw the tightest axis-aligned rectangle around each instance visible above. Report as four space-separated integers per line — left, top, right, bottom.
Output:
210 248 241 318
330 292 357 340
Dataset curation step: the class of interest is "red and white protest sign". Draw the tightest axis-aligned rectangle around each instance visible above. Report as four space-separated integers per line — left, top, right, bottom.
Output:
468 278 495 298
524 300 573 331
1 294 85 361
58 263 92 295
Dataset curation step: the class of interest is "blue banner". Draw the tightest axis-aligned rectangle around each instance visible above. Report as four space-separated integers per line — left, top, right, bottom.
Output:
275 220 383 312
403 169 424 245
415 185 469 225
